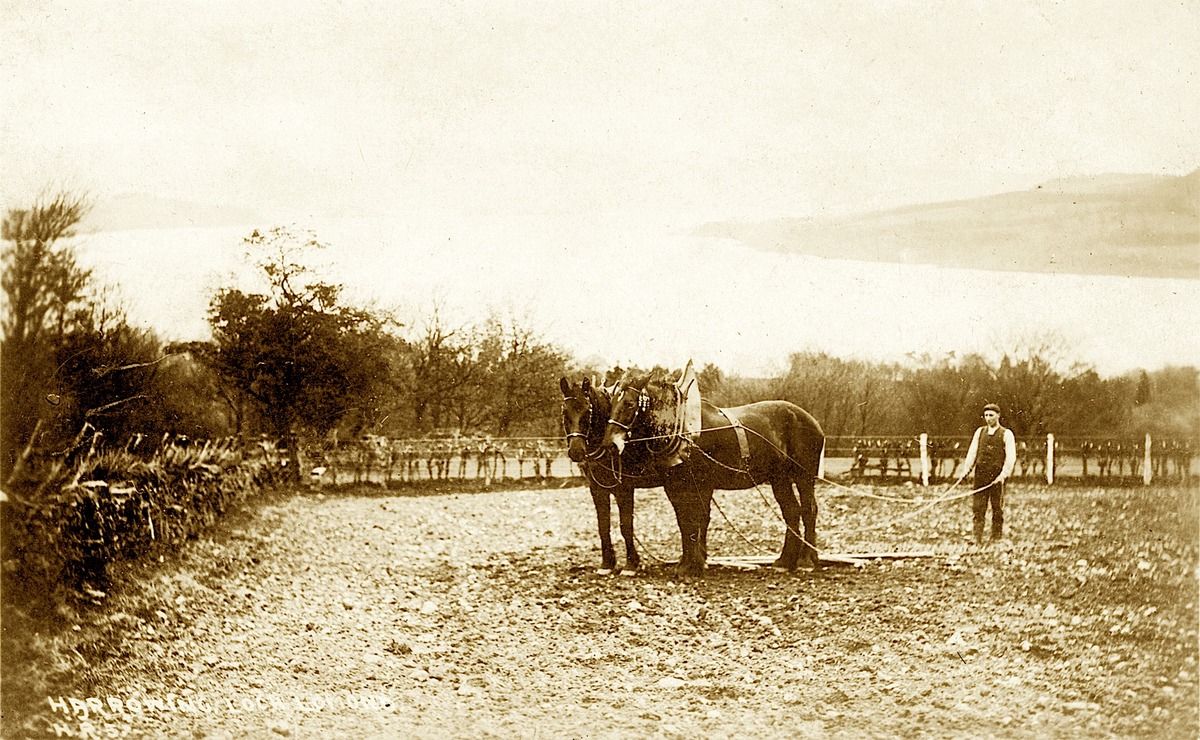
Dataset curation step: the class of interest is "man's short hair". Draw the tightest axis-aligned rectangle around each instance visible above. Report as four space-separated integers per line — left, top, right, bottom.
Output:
982 403 1001 414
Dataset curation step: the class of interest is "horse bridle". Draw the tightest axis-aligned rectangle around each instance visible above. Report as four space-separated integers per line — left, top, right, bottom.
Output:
564 390 633 464
562 395 593 443
605 386 650 433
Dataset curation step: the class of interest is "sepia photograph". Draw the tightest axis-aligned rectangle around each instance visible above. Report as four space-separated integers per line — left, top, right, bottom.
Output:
2 2 1197 737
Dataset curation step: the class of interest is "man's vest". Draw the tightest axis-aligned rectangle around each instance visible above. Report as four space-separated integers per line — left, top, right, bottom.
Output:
975 425 1008 484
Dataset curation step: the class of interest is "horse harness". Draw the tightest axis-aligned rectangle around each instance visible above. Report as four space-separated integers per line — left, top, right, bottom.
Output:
715 406 752 466
613 384 752 469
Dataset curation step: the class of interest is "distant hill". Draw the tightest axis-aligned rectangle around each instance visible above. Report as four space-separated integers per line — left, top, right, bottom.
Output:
694 171 1199 279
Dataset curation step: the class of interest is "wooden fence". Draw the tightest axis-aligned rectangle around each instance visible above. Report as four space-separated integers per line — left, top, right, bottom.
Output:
823 434 1194 486
310 433 1195 487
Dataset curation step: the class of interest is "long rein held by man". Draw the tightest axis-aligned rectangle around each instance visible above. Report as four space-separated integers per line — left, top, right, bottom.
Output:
609 386 994 503
606 388 1003 549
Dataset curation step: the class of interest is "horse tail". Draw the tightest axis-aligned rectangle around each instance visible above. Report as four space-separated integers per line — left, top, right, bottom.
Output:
786 403 823 568
785 403 824 481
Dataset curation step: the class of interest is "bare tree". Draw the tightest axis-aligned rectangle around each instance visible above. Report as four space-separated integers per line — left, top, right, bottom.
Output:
1 192 93 476
474 310 571 436
404 304 478 432
901 351 987 436
771 352 891 436
1 192 93 346
992 332 1083 436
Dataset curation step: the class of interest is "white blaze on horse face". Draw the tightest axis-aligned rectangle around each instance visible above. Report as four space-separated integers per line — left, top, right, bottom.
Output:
605 390 637 453
611 429 626 454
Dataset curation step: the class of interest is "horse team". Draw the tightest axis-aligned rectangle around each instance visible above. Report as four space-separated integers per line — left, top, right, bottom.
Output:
561 371 824 577
560 370 1195 578
315 372 1191 580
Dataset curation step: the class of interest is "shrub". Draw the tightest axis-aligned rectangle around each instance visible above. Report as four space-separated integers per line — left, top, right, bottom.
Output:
1 434 285 617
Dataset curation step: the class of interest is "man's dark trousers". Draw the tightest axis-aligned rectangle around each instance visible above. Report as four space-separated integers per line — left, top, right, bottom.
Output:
973 481 1004 543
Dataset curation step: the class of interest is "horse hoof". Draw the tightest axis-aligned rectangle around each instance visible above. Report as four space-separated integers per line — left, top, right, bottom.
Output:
619 568 638 577
596 568 613 576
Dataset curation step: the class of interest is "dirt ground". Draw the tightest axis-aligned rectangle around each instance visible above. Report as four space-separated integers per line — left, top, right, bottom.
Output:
6 479 1198 739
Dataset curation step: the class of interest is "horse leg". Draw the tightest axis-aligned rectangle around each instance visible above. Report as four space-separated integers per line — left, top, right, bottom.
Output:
614 483 639 575
796 473 821 570
663 472 711 577
770 477 804 570
590 485 616 575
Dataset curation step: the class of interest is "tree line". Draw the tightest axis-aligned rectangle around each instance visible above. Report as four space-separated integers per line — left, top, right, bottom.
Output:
702 346 1197 441
2 192 1196 486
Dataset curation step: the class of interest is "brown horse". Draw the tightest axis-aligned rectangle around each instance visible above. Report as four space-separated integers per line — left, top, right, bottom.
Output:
560 376 663 575
601 372 824 576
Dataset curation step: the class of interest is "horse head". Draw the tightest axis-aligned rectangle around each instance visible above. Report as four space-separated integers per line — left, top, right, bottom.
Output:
601 371 653 454
560 376 607 463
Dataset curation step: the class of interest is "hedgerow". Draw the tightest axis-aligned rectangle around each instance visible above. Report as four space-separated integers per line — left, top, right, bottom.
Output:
1 435 286 616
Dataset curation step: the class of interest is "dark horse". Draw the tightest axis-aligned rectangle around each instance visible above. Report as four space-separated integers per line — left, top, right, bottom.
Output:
601 372 824 576
560 376 663 575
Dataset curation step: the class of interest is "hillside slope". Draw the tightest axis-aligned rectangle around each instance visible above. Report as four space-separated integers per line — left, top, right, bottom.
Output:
695 171 1199 279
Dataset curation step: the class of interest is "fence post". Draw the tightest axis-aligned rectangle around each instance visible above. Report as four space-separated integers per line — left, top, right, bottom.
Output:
1046 433 1055 485
817 442 826 480
1144 433 1153 486
919 433 930 487
331 429 339 486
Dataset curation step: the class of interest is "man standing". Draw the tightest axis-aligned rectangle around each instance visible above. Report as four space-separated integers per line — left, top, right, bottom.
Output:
956 403 1017 545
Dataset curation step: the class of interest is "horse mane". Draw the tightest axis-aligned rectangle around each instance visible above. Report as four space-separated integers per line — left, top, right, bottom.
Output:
583 383 613 450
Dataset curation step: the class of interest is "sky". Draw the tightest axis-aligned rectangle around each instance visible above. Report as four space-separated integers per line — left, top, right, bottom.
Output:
4 1 1198 221
2 1 1198 375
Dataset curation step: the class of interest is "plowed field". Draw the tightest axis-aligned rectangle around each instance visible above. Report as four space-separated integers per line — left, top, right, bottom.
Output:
6 481 1198 738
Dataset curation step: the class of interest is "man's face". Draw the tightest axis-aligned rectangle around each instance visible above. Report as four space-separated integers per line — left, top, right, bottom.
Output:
984 411 1000 426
